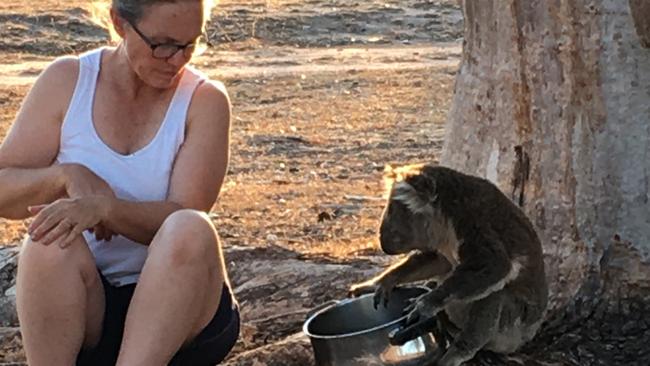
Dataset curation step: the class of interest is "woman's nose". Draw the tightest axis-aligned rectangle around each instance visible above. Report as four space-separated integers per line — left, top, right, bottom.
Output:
166 49 189 67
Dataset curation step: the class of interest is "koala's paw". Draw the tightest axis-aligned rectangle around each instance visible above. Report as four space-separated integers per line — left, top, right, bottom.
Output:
404 293 443 326
389 314 438 346
372 282 395 309
348 282 376 298
349 280 395 309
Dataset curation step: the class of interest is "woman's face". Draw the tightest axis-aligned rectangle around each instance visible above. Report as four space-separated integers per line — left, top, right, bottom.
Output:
120 1 205 89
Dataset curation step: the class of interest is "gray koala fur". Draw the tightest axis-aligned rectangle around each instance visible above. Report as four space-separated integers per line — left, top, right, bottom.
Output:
349 164 548 366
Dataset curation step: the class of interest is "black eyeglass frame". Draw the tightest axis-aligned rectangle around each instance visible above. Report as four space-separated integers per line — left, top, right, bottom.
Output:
126 20 207 60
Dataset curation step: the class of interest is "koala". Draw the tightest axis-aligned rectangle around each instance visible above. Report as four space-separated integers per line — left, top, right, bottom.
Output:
349 164 548 366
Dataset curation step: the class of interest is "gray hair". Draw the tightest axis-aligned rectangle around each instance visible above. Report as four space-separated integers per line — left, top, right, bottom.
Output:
112 0 214 24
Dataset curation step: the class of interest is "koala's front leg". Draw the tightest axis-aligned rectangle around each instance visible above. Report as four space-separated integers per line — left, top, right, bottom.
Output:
349 251 452 309
393 244 511 344
391 292 504 366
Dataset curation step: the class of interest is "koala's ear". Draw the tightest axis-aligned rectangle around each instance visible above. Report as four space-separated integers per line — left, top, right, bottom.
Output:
408 173 438 204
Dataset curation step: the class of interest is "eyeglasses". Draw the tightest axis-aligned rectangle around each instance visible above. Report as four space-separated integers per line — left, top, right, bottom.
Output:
127 20 209 60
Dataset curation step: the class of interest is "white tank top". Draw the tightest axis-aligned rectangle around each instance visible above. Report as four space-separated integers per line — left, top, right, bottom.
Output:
56 47 207 286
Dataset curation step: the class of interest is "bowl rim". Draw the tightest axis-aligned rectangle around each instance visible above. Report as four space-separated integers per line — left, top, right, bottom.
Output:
302 286 430 340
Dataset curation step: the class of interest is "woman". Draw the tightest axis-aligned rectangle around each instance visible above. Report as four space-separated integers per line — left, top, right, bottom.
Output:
0 0 239 365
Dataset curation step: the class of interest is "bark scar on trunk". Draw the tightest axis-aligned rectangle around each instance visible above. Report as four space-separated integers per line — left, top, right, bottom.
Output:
511 145 530 207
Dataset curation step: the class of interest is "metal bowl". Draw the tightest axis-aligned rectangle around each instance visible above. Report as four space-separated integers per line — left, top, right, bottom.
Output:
303 286 438 366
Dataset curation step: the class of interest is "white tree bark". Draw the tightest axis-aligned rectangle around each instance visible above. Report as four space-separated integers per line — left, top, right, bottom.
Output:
441 0 650 309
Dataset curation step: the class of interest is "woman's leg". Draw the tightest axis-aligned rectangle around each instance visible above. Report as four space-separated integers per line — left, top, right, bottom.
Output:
116 209 227 366
16 235 105 366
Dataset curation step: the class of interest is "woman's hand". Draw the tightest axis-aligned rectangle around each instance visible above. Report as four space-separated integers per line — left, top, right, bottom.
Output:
27 196 110 248
60 163 116 241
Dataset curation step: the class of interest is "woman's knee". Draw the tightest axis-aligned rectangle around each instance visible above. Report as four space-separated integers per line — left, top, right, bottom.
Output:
151 209 221 266
19 234 97 284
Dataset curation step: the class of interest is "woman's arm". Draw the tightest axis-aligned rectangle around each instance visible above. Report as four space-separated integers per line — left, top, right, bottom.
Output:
0 167 66 219
0 57 79 219
27 80 231 247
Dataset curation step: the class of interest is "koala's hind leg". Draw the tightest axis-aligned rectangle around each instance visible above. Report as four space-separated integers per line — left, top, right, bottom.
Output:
436 292 504 366
485 291 541 355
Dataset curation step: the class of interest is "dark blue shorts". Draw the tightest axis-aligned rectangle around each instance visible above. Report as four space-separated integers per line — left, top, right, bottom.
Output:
76 274 240 366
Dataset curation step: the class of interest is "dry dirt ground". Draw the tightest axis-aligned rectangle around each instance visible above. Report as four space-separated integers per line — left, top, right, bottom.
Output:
0 0 462 363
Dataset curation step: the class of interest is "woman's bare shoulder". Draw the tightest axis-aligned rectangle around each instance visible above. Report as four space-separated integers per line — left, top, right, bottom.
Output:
187 79 231 128
36 56 80 93
0 56 81 168
22 56 81 127
195 79 230 105
46 55 80 73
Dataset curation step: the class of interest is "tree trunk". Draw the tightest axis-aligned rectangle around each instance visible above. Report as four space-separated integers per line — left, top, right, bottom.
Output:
629 0 650 48
441 1 650 364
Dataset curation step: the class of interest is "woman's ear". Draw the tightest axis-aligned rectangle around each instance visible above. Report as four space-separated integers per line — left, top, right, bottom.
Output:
110 7 127 39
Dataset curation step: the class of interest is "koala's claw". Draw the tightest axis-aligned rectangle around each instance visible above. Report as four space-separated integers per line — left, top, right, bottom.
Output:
350 280 396 309
403 294 442 326
373 285 393 309
403 293 427 317
405 305 422 326
403 297 418 314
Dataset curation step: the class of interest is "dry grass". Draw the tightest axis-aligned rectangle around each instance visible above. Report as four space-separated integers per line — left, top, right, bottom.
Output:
212 68 453 258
